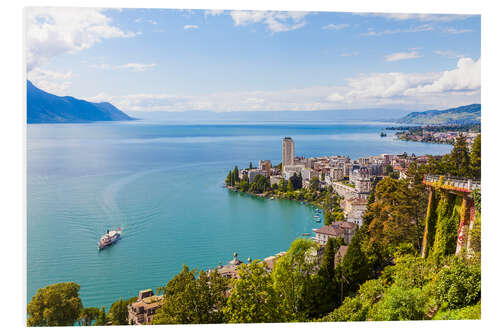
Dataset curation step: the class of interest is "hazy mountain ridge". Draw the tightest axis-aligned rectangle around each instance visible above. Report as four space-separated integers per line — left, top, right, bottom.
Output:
398 104 481 125
27 81 133 123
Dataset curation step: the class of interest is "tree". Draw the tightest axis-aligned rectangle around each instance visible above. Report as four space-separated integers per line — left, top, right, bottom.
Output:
341 230 370 298
310 176 320 191
94 306 108 326
249 161 253 169
289 172 302 190
321 237 343 280
449 134 470 177
108 298 130 325
27 282 83 327
79 307 100 326
384 165 394 176
470 134 481 179
286 178 294 192
271 238 320 321
435 258 481 309
223 261 283 323
233 166 240 183
369 285 427 321
153 265 228 324
324 211 332 225
225 170 232 186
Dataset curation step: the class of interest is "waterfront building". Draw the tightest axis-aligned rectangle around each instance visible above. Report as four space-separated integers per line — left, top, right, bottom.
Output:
270 175 281 186
355 178 371 194
312 221 357 245
259 160 271 177
248 169 267 183
344 197 368 227
282 137 295 167
128 289 164 325
211 252 244 279
330 167 344 181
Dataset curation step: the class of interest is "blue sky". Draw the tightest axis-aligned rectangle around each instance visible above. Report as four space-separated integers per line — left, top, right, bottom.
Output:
26 8 481 112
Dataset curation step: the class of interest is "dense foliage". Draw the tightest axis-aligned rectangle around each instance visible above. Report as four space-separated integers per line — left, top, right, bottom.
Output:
152 266 229 324
27 282 83 327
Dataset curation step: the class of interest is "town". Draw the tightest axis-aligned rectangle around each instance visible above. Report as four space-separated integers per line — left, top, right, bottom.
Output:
389 124 480 146
126 136 449 324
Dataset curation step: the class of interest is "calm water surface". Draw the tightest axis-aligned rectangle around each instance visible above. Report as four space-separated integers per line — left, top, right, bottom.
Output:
27 121 452 308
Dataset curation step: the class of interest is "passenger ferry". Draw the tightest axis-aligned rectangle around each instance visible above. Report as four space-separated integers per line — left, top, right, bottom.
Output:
98 228 122 251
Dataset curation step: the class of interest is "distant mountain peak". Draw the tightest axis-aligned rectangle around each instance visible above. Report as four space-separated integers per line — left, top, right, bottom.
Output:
398 104 481 125
27 80 133 124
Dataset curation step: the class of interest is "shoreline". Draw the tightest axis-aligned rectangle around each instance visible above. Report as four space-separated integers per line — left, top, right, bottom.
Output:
225 185 325 210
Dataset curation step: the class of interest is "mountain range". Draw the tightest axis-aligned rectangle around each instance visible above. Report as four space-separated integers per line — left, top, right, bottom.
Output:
397 104 481 125
27 80 133 123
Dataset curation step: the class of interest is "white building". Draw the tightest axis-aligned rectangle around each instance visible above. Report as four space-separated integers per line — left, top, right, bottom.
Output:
248 169 267 183
330 167 344 181
282 137 295 167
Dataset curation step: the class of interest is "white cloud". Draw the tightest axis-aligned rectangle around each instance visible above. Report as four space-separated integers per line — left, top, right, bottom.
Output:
358 13 474 22
183 25 199 30
135 18 157 25
86 57 480 113
90 63 157 72
442 27 473 34
26 7 138 72
204 9 225 16
385 51 422 62
27 68 73 95
434 50 464 58
361 24 433 36
229 10 309 33
406 57 480 94
322 23 349 30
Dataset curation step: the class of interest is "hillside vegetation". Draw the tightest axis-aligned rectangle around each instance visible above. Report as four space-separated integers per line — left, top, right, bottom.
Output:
398 104 481 125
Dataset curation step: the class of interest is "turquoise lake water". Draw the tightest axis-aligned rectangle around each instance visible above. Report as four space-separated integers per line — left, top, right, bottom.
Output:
27 121 452 309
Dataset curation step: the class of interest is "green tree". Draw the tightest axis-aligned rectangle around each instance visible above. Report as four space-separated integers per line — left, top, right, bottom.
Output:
369 285 427 321
341 230 370 297
435 258 481 309
323 211 332 225
289 172 302 190
286 178 294 192
272 238 320 321
79 307 100 326
449 134 471 177
225 170 232 186
384 165 394 176
310 176 320 191
249 161 253 169
108 298 130 325
321 237 342 280
233 166 240 183
94 306 108 326
470 134 481 179
153 265 228 324
27 282 83 327
223 260 283 323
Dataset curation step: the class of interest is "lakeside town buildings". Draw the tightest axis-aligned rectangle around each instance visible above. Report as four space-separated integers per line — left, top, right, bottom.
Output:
128 289 164 325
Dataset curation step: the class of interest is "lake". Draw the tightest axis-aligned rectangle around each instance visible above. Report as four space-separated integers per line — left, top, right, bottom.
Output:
27 121 452 308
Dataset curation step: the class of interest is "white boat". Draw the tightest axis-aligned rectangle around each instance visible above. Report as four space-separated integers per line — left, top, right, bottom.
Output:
98 228 122 251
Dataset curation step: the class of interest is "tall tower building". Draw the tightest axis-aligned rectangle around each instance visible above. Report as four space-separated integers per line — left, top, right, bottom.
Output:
282 137 294 168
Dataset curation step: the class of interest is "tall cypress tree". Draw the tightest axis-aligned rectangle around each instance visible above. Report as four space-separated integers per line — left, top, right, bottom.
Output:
449 134 471 177
470 134 481 179
233 166 240 183
94 306 107 326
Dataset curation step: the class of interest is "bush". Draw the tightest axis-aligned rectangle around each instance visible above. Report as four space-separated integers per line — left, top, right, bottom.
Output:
435 259 481 309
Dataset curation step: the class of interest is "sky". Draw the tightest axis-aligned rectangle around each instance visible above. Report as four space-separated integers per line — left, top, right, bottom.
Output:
26 8 481 113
